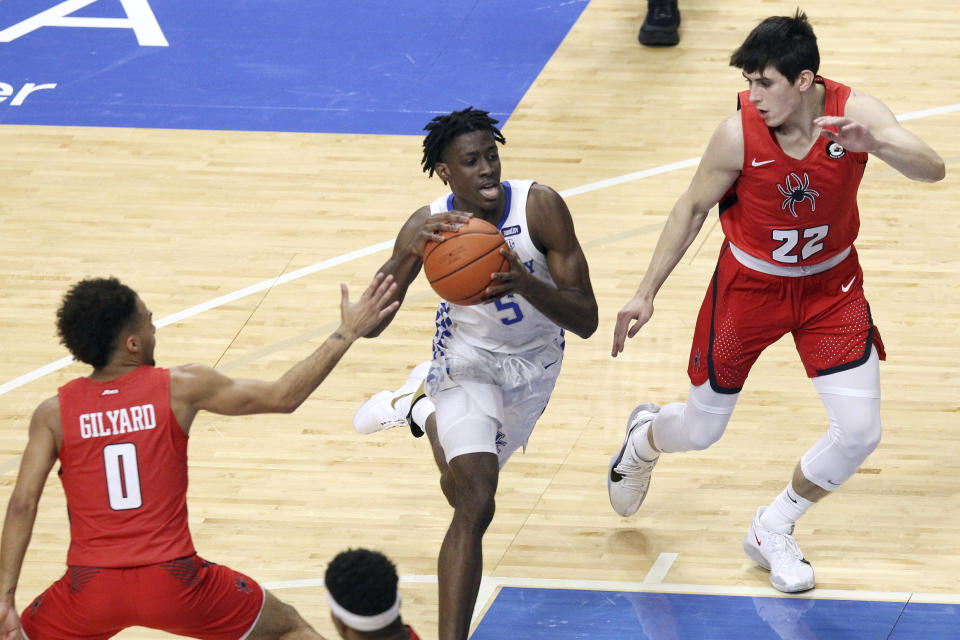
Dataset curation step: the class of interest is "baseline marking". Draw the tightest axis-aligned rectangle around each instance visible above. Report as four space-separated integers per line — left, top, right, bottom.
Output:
261 574 960 605
0 101 956 398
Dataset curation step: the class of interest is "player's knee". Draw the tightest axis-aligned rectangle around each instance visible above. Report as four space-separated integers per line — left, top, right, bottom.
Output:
454 492 495 533
836 414 882 461
451 475 496 532
439 470 456 508
684 412 728 450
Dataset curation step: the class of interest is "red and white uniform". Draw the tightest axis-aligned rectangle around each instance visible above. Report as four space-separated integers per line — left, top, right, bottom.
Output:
689 78 885 393
21 366 264 640
720 77 867 267
56 365 194 566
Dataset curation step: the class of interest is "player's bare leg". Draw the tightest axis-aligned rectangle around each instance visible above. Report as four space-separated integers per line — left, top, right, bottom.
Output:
436 451 498 640
248 590 324 640
425 413 456 506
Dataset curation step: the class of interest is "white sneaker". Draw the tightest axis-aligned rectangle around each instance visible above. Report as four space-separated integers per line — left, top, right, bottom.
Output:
607 403 660 517
743 507 816 593
352 362 430 437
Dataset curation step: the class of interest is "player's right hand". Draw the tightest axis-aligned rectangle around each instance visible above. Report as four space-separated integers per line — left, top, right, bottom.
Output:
0 601 19 640
612 294 654 357
339 272 400 339
409 211 472 256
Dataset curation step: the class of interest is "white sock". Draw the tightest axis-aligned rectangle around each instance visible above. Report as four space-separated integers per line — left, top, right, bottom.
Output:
760 485 814 534
629 423 660 462
410 397 435 431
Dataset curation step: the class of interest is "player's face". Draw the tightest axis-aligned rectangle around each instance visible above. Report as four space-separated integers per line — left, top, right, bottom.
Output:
133 297 157 367
437 130 503 214
742 66 803 128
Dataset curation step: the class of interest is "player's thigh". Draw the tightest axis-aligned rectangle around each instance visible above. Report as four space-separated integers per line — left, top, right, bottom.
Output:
689 250 791 392
433 384 502 462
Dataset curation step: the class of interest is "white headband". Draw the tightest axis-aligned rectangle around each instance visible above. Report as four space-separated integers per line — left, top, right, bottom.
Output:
327 592 401 632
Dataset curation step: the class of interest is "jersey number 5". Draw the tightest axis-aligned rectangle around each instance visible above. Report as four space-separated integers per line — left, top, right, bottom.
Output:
103 442 143 511
771 224 830 264
495 296 524 325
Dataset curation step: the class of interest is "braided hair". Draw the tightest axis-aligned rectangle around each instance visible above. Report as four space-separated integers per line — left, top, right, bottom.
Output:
421 107 505 177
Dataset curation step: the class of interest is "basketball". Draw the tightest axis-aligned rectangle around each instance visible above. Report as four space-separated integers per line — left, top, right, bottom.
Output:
422 217 508 305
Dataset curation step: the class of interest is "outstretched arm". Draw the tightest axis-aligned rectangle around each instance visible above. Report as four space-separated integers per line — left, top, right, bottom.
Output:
171 272 399 427
0 399 59 637
816 92 945 182
612 114 743 356
483 184 598 339
364 207 471 337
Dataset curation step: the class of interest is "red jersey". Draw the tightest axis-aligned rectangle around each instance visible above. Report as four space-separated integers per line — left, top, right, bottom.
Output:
57 365 195 567
719 77 868 267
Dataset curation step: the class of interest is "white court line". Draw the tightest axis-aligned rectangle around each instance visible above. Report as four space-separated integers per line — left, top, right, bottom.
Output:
0 100 956 398
642 552 678 584
261 574 960 606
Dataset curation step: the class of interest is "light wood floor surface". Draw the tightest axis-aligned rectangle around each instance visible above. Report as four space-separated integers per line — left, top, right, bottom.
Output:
0 1 958 638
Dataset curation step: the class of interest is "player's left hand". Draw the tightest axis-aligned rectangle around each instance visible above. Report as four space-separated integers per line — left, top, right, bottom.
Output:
480 246 534 301
815 116 877 153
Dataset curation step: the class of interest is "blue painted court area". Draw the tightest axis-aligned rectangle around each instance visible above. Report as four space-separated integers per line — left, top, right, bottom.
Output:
0 0 588 134
472 587 960 639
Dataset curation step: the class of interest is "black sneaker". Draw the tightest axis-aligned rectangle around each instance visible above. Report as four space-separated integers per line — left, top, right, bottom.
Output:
639 0 680 47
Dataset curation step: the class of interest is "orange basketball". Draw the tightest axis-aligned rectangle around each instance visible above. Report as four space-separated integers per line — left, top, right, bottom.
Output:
423 217 508 305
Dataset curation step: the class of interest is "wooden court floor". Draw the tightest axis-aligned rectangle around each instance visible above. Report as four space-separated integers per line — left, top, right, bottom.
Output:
0 1 958 637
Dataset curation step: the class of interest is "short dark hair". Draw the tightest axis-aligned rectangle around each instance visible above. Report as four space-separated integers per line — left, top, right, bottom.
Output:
56 277 139 369
325 548 399 624
421 107 505 177
730 10 819 84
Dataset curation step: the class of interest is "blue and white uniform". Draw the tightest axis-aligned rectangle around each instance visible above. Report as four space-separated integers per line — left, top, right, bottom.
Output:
427 180 565 467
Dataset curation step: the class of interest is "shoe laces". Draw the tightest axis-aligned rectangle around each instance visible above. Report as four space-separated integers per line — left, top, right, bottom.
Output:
614 457 656 491
766 529 804 562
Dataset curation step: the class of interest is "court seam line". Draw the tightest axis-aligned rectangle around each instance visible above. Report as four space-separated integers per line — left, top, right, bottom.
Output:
260 574 960 605
0 100 956 398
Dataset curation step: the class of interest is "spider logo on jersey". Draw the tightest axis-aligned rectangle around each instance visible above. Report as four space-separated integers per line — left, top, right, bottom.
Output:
777 172 820 217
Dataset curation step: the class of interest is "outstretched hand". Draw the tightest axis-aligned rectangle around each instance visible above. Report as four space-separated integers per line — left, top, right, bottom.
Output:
0 601 19 640
815 116 876 153
339 273 400 339
611 294 654 357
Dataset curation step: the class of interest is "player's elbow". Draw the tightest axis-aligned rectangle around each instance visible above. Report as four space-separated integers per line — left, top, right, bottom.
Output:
929 158 946 182
573 305 599 339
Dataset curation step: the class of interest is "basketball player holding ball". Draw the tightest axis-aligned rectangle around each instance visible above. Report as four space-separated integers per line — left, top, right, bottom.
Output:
355 107 597 640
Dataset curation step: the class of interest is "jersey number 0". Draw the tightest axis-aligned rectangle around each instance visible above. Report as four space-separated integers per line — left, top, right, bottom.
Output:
103 442 143 510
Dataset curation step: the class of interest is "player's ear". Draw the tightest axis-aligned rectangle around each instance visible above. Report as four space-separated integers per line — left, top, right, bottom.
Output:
436 162 449 185
123 332 139 354
796 69 816 92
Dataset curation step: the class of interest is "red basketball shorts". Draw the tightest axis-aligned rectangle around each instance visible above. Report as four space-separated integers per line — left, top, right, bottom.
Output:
688 244 885 393
21 554 264 640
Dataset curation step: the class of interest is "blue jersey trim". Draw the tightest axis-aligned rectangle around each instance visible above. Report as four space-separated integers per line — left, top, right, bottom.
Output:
497 182 512 230
445 182 512 229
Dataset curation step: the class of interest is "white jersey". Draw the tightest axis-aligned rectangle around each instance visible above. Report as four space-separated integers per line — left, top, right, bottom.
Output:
430 180 564 355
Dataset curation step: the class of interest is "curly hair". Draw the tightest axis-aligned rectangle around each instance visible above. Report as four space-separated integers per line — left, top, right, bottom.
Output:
56 277 139 369
730 10 819 84
421 107 505 177
325 548 399 622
